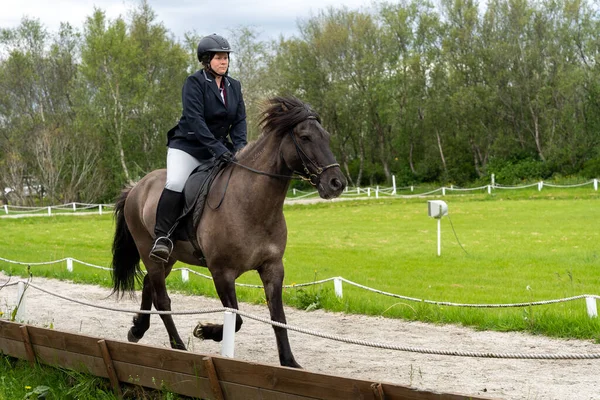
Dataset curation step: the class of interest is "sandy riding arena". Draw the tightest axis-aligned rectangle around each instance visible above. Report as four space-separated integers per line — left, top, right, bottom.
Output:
1 273 598 400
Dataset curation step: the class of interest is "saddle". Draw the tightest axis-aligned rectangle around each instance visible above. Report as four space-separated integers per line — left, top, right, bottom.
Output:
171 160 226 265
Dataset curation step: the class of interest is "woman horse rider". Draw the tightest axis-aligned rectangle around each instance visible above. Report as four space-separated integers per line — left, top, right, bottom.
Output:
150 33 247 262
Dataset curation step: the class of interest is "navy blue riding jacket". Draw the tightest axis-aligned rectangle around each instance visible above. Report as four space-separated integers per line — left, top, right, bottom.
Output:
167 69 247 160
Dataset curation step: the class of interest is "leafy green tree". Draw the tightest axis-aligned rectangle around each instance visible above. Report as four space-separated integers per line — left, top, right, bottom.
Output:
79 2 188 192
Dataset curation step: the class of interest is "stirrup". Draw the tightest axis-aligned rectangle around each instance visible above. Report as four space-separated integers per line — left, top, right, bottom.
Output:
149 236 173 263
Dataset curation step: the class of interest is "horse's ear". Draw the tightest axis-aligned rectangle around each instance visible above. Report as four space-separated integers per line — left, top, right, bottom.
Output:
281 102 289 112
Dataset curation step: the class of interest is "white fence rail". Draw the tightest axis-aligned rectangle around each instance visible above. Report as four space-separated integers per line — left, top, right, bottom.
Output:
289 177 599 200
1 202 114 216
1 178 598 215
1 255 598 318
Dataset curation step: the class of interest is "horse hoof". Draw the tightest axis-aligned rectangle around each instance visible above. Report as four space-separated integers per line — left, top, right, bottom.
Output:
193 324 205 340
127 329 141 343
172 342 187 351
283 360 302 369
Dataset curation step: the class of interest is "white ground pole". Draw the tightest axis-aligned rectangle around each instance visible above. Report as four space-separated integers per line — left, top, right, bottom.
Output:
99 205 103 215
73 202 77 211
392 176 396 195
334 277 343 298
586 297 598 318
66 258 74 273
48 206 52 216
4 205 8 214
595 179 598 191
181 268 189 283
437 219 442 256
15 281 27 322
221 311 236 358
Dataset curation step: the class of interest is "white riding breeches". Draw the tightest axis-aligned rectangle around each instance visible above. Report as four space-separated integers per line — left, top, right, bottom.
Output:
165 148 214 192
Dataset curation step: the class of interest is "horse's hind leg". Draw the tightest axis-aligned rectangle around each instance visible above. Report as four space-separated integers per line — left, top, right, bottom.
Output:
128 274 152 343
144 259 187 350
194 272 243 341
258 260 301 368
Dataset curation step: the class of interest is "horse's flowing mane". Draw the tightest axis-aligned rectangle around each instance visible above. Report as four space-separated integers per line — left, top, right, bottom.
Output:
260 96 321 136
238 96 321 158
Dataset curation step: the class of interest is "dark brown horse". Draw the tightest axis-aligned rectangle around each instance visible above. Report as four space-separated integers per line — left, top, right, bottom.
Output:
111 96 346 367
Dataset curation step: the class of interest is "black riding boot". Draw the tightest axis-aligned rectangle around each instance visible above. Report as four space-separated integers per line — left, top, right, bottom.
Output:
149 188 183 263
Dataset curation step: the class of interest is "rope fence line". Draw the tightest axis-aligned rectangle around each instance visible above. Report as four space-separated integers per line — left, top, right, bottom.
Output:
2 178 598 214
1 202 114 217
1 256 599 316
2 279 599 360
494 183 541 190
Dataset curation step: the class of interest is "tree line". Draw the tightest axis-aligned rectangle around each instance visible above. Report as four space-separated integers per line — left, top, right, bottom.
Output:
1 0 599 205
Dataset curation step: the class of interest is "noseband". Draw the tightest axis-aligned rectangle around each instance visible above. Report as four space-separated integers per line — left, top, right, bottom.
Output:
231 116 340 187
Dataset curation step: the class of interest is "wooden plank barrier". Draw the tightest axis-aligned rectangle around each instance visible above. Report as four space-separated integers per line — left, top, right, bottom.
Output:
0 320 494 400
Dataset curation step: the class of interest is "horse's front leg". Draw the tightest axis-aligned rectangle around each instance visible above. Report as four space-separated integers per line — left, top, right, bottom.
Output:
258 260 301 368
194 271 243 341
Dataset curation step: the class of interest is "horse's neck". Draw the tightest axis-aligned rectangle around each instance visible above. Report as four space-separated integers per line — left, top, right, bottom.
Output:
235 134 290 209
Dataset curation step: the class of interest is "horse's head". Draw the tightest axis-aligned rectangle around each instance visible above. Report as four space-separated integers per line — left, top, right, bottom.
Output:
261 97 347 199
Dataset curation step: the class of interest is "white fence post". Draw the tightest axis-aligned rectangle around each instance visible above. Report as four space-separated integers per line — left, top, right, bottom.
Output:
586 297 597 318
594 179 598 191
491 173 495 187
411 185 414 192
181 268 189 283
367 188 371 197
47 206 52 216
487 185 491 195
221 311 236 358
538 181 543 191
66 258 74 273
99 205 103 215
334 277 343 298
293 188 296 196
442 187 446 196
3 205 7 214
15 281 26 322
437 219 442 256
392 176 397 195
357 187 360 195
376 186 379 199
72 202 77 211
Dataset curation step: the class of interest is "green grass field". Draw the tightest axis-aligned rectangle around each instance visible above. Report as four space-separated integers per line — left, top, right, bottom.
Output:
1 186 600 341
0 354 186 400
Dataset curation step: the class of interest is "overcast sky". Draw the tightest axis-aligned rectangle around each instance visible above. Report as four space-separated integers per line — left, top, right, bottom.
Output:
1 0 374 42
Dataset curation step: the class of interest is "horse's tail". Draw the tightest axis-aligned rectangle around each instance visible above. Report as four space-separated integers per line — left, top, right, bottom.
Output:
111 187 142 297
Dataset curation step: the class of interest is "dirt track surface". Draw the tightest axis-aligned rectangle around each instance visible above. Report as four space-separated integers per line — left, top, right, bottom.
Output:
1 273 599 400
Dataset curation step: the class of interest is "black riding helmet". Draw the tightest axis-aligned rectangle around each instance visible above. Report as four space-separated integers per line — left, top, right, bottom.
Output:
197 34 232 76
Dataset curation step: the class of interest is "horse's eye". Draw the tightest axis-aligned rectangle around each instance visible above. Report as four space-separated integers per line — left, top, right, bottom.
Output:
300 135 311 142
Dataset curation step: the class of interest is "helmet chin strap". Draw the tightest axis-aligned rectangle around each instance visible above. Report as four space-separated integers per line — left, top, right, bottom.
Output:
208 65 228 77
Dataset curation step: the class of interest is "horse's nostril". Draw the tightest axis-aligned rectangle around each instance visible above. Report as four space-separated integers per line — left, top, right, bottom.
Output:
330 178 343 191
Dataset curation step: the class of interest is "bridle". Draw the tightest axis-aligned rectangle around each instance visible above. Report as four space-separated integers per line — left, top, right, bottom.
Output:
231 116 340 187
208 116 340 210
